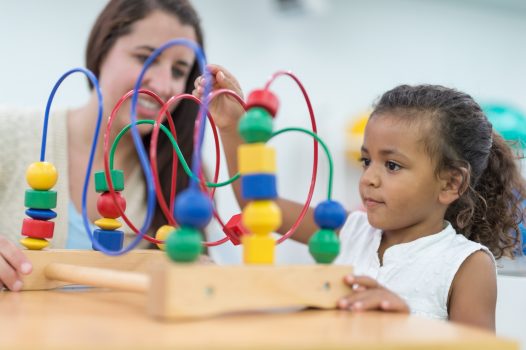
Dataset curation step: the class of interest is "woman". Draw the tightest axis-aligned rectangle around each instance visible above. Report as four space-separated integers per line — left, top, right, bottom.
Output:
0 0 239 291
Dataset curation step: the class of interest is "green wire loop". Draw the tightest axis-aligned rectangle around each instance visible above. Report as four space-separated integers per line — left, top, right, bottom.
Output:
110 120 239 187
110 122 334 197
270 127 334 199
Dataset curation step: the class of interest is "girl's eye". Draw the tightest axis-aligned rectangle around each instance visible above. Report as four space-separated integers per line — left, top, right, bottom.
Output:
136 54 150 64
359 157 371 167
386 161 401 171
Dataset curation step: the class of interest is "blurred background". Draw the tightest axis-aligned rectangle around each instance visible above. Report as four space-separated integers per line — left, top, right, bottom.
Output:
1 0 525 345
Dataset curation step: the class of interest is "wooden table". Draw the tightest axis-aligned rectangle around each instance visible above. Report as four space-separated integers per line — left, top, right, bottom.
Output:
0 288 518 349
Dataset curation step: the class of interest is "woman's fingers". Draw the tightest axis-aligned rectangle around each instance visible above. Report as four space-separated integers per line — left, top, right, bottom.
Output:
0 237 32 291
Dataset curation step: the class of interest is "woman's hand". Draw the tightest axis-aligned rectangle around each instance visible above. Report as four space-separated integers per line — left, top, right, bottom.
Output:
0 236 32 291
338 275 410 313
192 64 245 132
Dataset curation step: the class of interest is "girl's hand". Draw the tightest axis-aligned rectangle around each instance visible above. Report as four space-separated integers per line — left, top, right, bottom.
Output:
338 275 410 313
192 64 245 132
0 236 32 291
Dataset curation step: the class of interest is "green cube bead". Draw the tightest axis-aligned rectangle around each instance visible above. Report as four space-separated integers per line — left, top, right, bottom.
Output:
238 107 273 143
308 229 340 264
25 189 57 209
165 226 203 263
94 170 124 193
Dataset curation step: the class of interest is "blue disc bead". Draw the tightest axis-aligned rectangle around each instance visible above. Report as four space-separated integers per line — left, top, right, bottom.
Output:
25 208 57 221
174 188 213 229
314 200 347 229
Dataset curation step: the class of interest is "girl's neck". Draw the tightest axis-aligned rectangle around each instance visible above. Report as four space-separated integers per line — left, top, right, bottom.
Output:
378 217 446 265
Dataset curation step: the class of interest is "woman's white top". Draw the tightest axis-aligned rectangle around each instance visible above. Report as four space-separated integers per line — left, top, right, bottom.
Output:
334 211 495 320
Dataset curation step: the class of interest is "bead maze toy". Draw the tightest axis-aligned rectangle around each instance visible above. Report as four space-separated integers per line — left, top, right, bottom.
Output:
17 39 352 320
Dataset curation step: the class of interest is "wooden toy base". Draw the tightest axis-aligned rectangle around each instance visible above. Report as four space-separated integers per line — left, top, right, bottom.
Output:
21 249 353 320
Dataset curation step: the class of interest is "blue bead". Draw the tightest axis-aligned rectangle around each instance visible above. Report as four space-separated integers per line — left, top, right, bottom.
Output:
93 229 124 252
174 189 213 229
241 173 277 200
314 200 347 229
25 208 57 221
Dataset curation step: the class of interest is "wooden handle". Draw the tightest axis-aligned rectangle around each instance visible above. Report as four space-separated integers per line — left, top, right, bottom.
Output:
44 263 149 293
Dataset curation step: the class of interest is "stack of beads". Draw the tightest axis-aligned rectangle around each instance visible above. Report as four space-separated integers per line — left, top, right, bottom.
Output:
165 188 213 263
238 89 282 264
20 162 58 250
308 200 345 263
93 170 126 252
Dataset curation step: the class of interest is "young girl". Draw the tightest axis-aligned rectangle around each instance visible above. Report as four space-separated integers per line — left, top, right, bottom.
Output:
194 77 525 330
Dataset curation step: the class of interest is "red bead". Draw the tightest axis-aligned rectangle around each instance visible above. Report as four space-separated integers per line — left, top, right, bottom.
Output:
223 214 249 246
246 89 279 117
21 218 55 239
97 192 127 219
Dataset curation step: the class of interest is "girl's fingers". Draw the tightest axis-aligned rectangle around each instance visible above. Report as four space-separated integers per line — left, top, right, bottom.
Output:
343 274 381 289
338 289 410 313
0 238 31 276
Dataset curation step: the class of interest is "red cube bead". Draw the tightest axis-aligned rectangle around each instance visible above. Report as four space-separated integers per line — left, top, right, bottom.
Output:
223 214 249 246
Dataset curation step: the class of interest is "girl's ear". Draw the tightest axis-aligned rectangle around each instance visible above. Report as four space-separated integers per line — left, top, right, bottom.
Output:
438 167 469 205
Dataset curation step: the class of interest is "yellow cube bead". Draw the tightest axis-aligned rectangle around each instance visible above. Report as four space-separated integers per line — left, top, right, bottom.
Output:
242 234 275 264
155 225 175 251
94 218 122 230
242 200 282 235
26 162 58 190
238 143 276 174
20 237 49 250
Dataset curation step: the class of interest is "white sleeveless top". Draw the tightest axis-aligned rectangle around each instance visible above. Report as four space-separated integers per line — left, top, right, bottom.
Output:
334 211 495 320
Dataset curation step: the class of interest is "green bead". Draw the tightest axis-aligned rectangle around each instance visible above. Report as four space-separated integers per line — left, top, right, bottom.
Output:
165 227 203 263
308 229 340 264
24 189 57 209
94 170 124 192
238 107 273 143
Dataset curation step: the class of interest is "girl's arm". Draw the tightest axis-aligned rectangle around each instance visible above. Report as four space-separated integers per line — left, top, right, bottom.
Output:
193 65 318 244
448 250 496 331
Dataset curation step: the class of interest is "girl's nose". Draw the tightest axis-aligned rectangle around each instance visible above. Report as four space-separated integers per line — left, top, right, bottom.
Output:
360 165 380 188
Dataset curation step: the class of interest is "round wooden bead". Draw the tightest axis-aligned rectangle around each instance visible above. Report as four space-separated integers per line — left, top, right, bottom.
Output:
246 89 279 117
93 229 124 252
165 226 203 263
97 192 126 219
94 218 122 230
241 173 277 200
242 200 282 235
26 162 58 190
313 200 347 229
20 237 49 250
174 189 213 229
155 225 175 251
308 229 340 264
238 107 273 143
94 170 124 193
21 218 55 239
24 190 57 209
25 208 57 221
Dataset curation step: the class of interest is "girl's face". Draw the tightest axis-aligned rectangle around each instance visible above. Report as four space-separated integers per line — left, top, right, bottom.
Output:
98 10 197 131
359 114 446 236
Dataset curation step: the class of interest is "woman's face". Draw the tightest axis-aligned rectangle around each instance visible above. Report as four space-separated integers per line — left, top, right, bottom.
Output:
98 10 197 131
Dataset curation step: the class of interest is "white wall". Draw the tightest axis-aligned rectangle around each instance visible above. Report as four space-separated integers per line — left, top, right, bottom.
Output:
1 0 525 346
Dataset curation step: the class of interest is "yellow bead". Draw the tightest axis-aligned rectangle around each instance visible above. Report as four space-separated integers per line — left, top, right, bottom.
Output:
238 143 276 174
242 234 275 264
242 200 282 235
26 162 58 190
94 218 122 230
20 237 49 250
155 225 175 251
